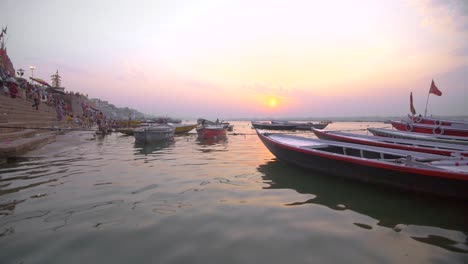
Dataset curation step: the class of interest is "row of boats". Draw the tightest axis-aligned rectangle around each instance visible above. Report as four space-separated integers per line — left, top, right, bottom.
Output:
255 115 468 200
118 118 232 144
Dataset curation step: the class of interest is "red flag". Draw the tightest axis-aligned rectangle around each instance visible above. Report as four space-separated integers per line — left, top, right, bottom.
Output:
429 79 442 96
410 92 416 115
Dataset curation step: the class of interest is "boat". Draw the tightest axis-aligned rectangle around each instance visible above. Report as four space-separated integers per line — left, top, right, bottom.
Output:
134 124 175 143
367 128 468 145
172 123 197 134
286 121 331 130
407 114 468 128
196 124 227 139
391 120 468 137
312 128 468 157
221 121 234 131
256 130 468 199
251 121 297 130
252 120 330 130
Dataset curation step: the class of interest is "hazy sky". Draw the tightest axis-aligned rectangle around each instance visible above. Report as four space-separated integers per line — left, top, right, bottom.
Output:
1 0 467 119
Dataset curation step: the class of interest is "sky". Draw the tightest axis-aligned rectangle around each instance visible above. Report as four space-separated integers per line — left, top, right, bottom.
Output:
1 0 467 119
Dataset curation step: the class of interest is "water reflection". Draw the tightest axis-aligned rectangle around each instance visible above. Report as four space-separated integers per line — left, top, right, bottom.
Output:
133 139 175 156
258 160 468 253
196 136 228 146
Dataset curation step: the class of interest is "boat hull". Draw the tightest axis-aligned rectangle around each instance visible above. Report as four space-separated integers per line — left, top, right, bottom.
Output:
174 124 197 134
251 122 297 130
392 120 468 137
367 128 468 145
408 114 468 128
196 126 227 139
257 131 468 199
313 129 468 157
134 125 175 143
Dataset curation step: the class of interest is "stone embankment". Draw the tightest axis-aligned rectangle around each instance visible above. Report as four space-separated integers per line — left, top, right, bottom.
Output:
0 95 67 159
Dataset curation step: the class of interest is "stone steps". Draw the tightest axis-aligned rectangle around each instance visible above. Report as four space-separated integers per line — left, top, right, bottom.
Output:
0 131 57 159
0 95 69 158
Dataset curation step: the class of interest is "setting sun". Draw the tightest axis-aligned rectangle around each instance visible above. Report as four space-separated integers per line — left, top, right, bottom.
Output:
269 98 278 107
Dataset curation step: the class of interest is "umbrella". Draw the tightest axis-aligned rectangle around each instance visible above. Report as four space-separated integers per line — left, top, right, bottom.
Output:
30 77 51 87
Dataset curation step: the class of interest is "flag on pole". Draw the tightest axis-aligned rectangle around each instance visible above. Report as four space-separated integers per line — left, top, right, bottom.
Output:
429 79 442 96
410 92 416 115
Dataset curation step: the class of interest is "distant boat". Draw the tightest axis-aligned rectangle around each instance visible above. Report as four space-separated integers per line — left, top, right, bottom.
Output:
312 128 468 157
134 124 175 143
281 120 331 130
256 130 468 200
251 121 297 130
367 128 468 145
391 120 468 137
252 120 330 130
196 124 227 139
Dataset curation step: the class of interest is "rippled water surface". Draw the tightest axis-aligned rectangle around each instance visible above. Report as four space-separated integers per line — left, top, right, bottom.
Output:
1 121 467 263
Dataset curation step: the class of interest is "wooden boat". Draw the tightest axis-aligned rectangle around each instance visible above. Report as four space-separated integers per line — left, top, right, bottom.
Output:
312 128 468 157
196 124 227 139
252 120 330 130
271 120 331 130
407 114 468 128
391 120 468 137
134 124 175 143
173 123 197 134
367 128 468 145
251 121 297 130
256 130 468 199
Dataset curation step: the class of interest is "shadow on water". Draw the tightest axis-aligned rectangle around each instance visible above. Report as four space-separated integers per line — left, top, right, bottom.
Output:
257 160 468 253
133 139 175 156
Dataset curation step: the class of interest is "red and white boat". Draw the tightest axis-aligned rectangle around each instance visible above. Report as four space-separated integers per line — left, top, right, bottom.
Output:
312 128 468 157
196 124 227 139
257 130 468 200
407 114 468 128
367 128 468 145
391 120 468 137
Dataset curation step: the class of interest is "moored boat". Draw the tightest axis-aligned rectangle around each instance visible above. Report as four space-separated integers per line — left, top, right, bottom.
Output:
196 124 227 139
391 120 468 137
312 128 468 157
408 114 468 128
252 120 331 130
251 121 297 130
173 123 197 134
367 128 468 145
134 124 175 144
256 130 468 199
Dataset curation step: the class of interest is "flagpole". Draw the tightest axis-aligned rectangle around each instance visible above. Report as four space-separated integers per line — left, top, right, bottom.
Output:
424 91 430 117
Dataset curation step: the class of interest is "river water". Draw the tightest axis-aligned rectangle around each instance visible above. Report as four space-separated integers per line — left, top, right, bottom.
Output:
0 121 467 263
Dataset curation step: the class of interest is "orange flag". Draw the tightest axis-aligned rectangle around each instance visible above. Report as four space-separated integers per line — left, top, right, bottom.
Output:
429 79 442 96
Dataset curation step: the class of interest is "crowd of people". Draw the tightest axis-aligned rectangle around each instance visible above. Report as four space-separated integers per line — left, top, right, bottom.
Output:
1 67 114 131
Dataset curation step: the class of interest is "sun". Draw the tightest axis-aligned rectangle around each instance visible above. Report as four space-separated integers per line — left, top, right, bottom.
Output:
268 98 278 107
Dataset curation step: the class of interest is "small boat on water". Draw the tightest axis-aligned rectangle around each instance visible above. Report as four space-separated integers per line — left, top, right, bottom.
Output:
251 121 297 130
367 128 468 145
256 130 468 199
391 120 468 137
172 123 197 134
312 128 468 157
134 124 175 144
196 124 227 139
252 120 330 130
407 114 468 128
